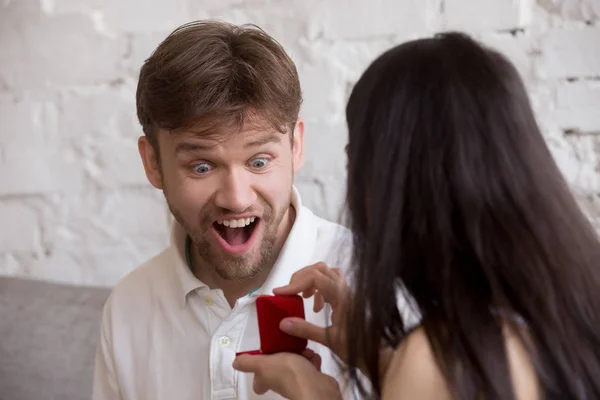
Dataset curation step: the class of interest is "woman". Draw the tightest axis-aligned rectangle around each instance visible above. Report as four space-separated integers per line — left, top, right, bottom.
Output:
233 32 600 399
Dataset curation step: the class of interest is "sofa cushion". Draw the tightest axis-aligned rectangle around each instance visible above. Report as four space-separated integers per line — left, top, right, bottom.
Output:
0 277 110 400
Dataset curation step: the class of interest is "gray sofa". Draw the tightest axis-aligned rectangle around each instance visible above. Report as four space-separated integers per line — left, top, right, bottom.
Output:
0 277 110 400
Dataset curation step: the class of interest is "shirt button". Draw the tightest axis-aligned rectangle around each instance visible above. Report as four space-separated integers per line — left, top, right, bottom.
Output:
218 336 231 347
203 296 215 306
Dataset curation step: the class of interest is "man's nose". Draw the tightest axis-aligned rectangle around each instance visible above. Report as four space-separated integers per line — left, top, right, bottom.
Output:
214 169 258 213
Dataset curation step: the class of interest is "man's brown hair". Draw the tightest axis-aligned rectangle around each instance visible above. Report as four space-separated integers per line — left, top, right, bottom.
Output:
136 20 302 149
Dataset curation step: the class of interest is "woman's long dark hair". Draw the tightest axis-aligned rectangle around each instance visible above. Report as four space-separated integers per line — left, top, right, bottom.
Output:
344 32 600 399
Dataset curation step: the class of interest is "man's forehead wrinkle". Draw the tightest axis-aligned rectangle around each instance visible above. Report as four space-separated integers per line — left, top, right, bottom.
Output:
187 125 282 143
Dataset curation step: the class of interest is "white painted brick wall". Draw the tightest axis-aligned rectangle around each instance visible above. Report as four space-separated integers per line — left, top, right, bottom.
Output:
0 0 599 286
538 27 600 78
306 0 442 40
0 202 40 253
444 0 535 31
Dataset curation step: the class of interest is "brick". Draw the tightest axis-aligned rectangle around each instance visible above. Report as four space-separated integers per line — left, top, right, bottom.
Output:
58 85 140 140
297 55 347 123
0 202 39 252
297 121 348 180
24 244 165 286
307 0 440 40
295 178 346 223
477 32 535 80
0 93 58 145
306 38 397 89
0 254 22 276
84 137 149 187
46 188 169 251
444 0 535 31
124 32 172 78
79 245 165 286
578 193 600 224
0 11 122 88
35 187 169 285
33 188 170 285
0 3 125 88
0 144 84 195
23 250 85 285
296 121 348 220
46 0 189 34
555 80 600 133
538 0 600 21
203 5 306 63
537 27 600 79
190 0 276 13
547 135 600 193
295 179 329 221
527 82 564 139
199 6 345 121
98 189 169 238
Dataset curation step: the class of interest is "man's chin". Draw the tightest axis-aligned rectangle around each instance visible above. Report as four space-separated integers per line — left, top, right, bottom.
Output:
214 264 261 282
209 253 262 281
210 246 253 263
198 233 275 282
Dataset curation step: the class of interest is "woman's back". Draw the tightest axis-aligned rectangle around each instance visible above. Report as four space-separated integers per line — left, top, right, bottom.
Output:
382 326 539 399
343 32 600 399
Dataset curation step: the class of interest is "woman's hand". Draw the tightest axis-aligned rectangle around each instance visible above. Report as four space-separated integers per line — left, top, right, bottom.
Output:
274 262 396 380
232 348 341 399
273 262 351 363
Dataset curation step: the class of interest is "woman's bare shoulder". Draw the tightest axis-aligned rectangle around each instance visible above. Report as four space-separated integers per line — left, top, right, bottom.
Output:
381 328 452 400
503 324 540 400
381 325 540 400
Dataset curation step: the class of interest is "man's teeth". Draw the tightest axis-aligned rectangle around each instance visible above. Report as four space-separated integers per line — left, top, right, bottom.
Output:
217 217 256 228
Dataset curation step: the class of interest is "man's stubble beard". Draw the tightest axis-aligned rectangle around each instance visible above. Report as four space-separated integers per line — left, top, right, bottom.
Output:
165 188 290 282
192 204 284 282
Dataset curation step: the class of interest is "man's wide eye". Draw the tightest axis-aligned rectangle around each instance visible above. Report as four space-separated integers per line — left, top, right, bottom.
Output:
250 158 269 169
193 163 212 174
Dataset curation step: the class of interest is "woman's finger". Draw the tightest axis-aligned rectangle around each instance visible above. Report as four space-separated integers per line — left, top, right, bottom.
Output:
274 272 327 296
253 377 269 395
328 268 344 280
274 263 333 294
280 317 329 347
233 352 340 399
314 291 325 313
300 348 322 371
312 353 322 371
232 354 262 373
302 348 316 358
275 271 340 304
287 263 330 285
305 351 322 371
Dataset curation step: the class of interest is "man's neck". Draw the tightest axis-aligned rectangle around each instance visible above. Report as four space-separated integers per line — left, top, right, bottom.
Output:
191 205 297 308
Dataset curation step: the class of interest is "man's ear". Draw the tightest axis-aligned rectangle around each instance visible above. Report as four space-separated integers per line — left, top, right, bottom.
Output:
292 119 305 173
138 136 163 190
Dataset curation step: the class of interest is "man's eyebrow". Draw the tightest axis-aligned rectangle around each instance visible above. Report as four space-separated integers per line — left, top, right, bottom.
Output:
174 141 218 154
244 134 283 148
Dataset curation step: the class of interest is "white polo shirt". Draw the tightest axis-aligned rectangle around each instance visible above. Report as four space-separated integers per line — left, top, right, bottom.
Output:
92 188 354 400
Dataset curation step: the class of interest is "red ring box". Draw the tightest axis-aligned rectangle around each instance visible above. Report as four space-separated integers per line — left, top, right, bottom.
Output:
236 294 307 356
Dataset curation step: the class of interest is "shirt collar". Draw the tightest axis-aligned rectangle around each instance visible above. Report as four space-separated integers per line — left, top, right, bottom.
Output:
170 186 317 307
251 186 317 297
170 218 208 308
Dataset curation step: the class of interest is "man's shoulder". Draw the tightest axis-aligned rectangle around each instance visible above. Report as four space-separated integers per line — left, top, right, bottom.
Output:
301 206 353 269
103 247 175 318
302 205 350 238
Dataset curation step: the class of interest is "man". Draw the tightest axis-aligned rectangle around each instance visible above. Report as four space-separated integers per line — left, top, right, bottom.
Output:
92 20 352 400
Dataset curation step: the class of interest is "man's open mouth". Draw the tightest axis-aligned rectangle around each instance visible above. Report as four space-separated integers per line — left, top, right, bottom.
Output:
213 217 260 247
